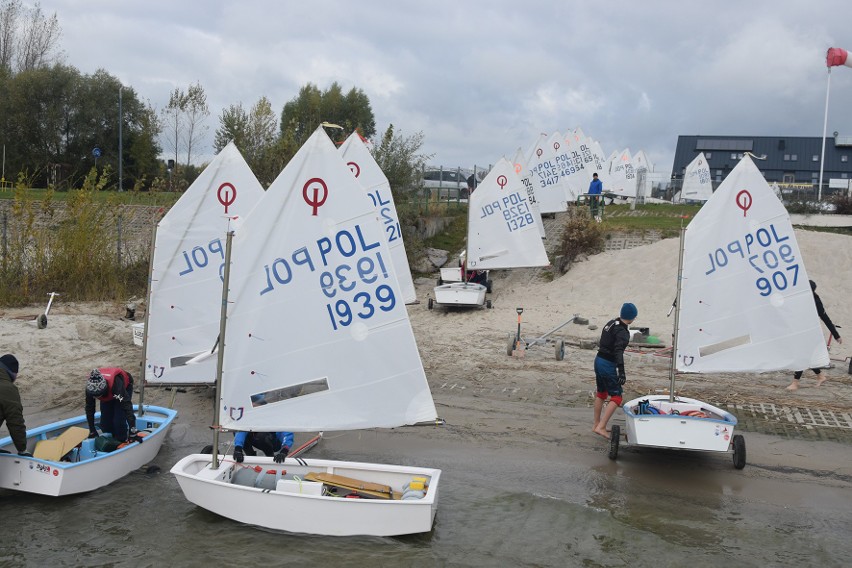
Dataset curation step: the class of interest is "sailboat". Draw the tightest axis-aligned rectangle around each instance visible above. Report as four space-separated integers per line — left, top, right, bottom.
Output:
612 155 829 468
170 126 441 537
430 157 549 310
338 131 416 304
140 142 265 386
678 152 713 202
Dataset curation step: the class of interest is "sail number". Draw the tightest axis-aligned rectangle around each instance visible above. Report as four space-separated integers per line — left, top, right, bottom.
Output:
702 223 799 296
479 192 535 232
367 189 401 243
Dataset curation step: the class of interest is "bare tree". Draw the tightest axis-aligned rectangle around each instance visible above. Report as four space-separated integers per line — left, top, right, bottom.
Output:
182 81 209 166
0 0 62 73
161 87 184 173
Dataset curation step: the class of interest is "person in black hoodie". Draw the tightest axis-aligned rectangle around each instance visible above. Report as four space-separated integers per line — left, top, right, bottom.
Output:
787 280 842 391
0 354 31 456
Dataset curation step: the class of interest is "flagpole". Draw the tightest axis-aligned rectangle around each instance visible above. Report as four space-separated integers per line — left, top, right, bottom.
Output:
818 67 831 202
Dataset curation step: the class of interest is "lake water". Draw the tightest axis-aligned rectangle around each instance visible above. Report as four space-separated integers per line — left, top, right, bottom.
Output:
2 407 851 567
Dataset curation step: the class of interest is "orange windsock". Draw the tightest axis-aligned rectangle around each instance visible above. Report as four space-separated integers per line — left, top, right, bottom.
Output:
826 47 852 68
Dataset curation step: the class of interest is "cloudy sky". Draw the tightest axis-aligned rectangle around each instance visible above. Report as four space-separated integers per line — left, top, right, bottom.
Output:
37 0 852 173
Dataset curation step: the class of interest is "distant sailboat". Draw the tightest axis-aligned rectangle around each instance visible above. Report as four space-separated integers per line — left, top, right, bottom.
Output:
679 152 713 202
526 133 569 213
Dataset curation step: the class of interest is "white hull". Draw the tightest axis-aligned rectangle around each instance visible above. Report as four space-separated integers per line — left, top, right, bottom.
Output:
171 454 440 536
622 395 737 452
0 405 176 496
432 282 487 307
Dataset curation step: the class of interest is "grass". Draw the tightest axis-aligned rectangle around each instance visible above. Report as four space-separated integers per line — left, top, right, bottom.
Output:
601 203 700 237
0 187 182 207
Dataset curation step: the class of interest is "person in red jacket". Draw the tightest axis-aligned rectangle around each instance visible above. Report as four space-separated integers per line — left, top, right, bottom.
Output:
85 368 138 443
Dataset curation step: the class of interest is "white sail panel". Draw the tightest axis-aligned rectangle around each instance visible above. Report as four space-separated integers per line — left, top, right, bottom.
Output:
681 152 713 202
606 148 637 198
512 148 546 238
146 142 264 384
219 127 437 432
632 150 652 172
589 139 609 185
339 132 415 304
677 155 828 373
466 158 549 270
526 134 568 213
546 132 584 202
569 128 597 181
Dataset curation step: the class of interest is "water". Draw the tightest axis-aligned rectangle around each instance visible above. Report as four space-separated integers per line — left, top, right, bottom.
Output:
3 404 851 567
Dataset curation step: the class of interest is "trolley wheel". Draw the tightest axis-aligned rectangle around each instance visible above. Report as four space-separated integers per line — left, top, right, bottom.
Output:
608 425 620 460
555 339 565 361
486 279 493 294
427 298 434 310
486 299 492 309
732 434 746 469
506 333 515 356
37 314 48 329
437 277 443 286
200 444 213 454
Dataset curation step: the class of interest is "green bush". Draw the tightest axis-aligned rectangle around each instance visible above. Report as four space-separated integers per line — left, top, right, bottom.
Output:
556 207 605 273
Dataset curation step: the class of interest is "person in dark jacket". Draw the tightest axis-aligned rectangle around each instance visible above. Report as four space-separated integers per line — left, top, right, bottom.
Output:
233 431 295 464
85 368 138 443
787 280 842 391
0 354 31 457
593 303 637 438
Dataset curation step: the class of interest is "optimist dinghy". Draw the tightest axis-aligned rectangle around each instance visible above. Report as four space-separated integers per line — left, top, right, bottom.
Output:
430 157 548 310
613 155 829 468
171 126 441 537
0 405 176 496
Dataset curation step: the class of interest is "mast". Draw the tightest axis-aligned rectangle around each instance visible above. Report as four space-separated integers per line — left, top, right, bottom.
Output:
668 225 686 403
137 216 159 416
211 230 234 469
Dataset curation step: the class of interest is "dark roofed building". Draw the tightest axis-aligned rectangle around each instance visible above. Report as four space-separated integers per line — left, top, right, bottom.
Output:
671 134 852 199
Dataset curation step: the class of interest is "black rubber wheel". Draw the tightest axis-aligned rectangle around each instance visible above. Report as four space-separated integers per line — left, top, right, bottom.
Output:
486 279 493 293
732 434 746 469
427 298 434 310
486 299 492 309
200 444 213 454
37 314 48 329
608 425 620 460
437 277 443 286
506 333 515 356
555 339 565 361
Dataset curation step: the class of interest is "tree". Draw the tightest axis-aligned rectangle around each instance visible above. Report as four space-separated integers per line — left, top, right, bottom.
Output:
161 87 183 175
182 81 209 167
0 0 62 74
214 96 285 186
280 82 376 147
371 124 431 197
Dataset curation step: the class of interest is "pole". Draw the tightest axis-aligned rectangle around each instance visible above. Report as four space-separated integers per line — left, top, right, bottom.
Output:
818 68 832 202
137 218 159 416
118 87 123 192
668 225 686 403
211 230 234 469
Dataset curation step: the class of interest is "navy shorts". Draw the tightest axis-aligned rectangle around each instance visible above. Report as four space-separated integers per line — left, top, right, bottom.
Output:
594 357 622 398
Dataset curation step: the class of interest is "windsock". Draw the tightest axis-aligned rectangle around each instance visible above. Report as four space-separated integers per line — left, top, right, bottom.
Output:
826 47 852 68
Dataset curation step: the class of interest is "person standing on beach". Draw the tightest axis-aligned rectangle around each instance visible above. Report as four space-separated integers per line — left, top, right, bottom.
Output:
787 280 842 391
593 303 637 438
85 368 139 443
0 354 31 457
588 172 603 222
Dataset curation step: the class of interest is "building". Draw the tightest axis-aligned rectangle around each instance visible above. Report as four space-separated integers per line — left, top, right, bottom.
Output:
671 134 852 199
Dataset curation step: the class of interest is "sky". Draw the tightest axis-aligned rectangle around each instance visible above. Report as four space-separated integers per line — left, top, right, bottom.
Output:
34 0 852 174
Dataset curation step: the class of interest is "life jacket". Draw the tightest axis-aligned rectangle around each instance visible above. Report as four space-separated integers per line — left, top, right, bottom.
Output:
95 367 131 403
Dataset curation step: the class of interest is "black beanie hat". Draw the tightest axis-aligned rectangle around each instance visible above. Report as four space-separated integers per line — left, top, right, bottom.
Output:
0 354 19 375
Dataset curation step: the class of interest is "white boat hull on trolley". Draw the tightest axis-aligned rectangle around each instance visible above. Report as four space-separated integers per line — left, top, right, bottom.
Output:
430 282 489 309
171 454 441 537
0 405 177 496
611 395 745 468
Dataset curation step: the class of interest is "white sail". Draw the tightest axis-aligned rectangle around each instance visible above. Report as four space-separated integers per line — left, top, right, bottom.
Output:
338 131 415 304
466 158 549 270
219 127 437 432
526 134 569 213
569 128 597 181
512 148 546 238
632 150 652 172
546 132 584 202
606 148 637 198
589 139 609 185
676 155 828 373
145 142 265 384
681 152 713 202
